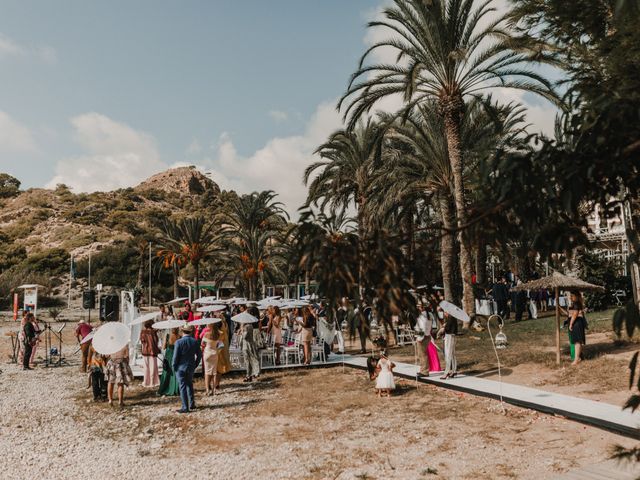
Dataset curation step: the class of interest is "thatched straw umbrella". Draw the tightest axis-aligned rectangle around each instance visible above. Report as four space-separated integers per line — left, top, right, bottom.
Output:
513 272 604 365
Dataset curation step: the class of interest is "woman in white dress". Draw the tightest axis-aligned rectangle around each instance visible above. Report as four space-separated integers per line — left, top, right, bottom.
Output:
375 350 395 397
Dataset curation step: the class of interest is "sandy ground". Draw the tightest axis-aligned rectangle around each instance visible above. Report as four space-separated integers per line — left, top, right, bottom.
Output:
0 342 636 480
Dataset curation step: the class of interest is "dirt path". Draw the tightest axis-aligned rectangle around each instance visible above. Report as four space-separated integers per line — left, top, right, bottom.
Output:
0 356 635 480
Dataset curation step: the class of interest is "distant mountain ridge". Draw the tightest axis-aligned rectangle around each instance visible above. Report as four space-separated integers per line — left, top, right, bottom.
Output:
0 166 221 260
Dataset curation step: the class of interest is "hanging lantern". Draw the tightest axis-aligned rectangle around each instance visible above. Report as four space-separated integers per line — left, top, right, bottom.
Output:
495 325 508 349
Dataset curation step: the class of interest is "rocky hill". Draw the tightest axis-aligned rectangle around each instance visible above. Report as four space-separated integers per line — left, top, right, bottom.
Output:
135 166 219 196
0 166 220 260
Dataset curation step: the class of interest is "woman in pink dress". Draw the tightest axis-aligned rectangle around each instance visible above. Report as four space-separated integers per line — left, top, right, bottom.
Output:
427 338 441 372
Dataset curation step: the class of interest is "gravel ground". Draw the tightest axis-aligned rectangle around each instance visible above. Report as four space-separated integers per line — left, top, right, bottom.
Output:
0 331 635 480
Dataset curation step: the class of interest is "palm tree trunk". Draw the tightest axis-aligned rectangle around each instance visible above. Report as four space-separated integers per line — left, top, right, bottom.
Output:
194 262 200 300
443 106 475 321
357 196 366 304
438 193 455 302
137 250 145 290
172 263 179 298
402 211 415 285
305 270 310 296
475 237 487 286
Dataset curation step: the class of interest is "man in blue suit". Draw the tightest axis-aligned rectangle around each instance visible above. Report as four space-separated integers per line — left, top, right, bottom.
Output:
172 324 202 413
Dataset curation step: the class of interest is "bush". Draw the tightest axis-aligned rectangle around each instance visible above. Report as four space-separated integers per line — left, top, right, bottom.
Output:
21 248 69 276
0 173 20 198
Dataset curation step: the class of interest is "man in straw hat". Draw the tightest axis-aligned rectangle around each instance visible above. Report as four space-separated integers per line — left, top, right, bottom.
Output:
75 318 93 373
172 324 202 413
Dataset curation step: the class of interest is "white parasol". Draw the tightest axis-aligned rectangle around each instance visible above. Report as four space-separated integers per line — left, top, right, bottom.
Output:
439 300 470 323
165 297 189 305
197 305 227 313
190 317 222 327
192 296 218 305
92 322 131 355
80 330 95 345
129 311 160 326
231 311 258 324
152 319 186 330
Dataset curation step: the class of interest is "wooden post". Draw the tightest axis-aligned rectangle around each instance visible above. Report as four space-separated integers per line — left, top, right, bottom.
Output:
555 287 561 365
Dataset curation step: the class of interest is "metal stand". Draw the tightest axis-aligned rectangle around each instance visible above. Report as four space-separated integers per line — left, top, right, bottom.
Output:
42 322 68 367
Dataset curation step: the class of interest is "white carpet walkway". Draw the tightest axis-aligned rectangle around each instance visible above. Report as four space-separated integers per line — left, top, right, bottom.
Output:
325 354 640 440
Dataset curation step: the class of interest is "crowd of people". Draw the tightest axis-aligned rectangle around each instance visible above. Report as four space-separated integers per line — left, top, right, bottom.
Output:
484 272 551 322
15 283 591 407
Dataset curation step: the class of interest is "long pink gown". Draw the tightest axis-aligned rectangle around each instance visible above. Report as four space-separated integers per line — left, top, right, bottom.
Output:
427 340 441 372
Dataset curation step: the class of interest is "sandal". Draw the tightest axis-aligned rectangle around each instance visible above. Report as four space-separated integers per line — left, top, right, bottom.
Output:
440 374 450 380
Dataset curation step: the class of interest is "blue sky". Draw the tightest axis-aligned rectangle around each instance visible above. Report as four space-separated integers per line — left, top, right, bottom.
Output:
0 0 558 214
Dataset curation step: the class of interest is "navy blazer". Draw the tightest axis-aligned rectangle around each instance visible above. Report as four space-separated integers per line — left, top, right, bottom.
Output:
172 334 202 372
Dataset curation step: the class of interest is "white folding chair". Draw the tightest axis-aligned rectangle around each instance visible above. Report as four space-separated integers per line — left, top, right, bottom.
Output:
283 334 301 365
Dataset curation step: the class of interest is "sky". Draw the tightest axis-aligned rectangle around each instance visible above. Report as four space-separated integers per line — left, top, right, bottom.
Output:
0 0 559 215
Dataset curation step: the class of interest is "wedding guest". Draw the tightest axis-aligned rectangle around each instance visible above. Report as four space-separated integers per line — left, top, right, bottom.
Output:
87 344 107 402
567 291 588 365
375 350 396 397
267 306 283 365
140 320 160 388
105 345 133 407
29 315 42 367
297 306 316 365
158 328 180 396
21 313 36 371
440 311 458 380
216 315 232 388
415 303 431 377
172 324 201 413
201 323 222 395
76 318 94 373
240 316 260 382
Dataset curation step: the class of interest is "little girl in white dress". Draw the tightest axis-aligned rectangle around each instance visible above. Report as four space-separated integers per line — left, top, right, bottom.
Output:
375 350 396 397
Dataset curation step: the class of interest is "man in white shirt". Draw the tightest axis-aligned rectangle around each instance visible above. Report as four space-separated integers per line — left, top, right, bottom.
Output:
415 303 430 377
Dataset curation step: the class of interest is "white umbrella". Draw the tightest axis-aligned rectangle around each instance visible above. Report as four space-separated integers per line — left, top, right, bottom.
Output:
231 311 258 324
197 305 227 313
129 311 160 326
301 293 319 301
232 298 248 305
190 317 222 327
92 322 131 355
192 296 218 305
439 300 470 323
152 319 186 330
80 330 95 345
285 301 309 308
165 297 189 305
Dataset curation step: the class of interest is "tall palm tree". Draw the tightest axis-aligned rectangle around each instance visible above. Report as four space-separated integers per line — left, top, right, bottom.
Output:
174 216 220 300
304 118 386 300
292 209 359 322
157 218 187 298
219 191 288 300
372 98 529 301
339 0 556 317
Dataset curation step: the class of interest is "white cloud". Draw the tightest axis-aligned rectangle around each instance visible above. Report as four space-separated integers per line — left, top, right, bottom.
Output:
186 138 202 155
197 101 342 217
46 113 167 191
0 111 37 153
268 110 288 123
0 34 25 57
0 33 57 63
